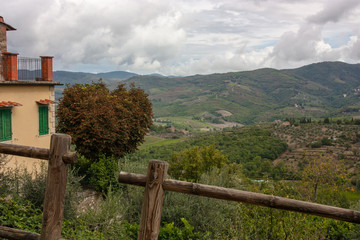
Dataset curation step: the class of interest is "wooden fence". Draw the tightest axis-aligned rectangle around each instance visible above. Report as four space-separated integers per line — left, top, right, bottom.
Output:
1 140 360 240
0 134 77 240
118 160 360 240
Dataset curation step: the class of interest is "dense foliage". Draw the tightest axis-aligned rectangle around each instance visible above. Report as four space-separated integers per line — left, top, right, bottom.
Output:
57 81 153 160
75 154 120 193
3 121 360 239
118 156 360 239
169 145 228 181
191 128 288 164
0 195 42 232
0 167 205 239
128 127 289 179
301 153 349 203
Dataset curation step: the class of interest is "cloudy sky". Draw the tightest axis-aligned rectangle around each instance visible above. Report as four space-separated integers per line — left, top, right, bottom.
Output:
2 0 360 76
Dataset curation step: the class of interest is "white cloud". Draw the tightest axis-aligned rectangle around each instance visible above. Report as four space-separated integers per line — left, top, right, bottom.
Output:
307 0 360 24
341 36 360 61
112 11 186 71
2 0 360 75
272 24 323 63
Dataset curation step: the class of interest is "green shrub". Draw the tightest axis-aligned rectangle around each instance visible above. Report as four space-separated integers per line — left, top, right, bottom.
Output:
89 154 120 193
73 154 92 184
161 166 247 238
0 194 42 233
62 219 105 239
63 168 84 219
122 221 139 239
20 164 47 209
74 154 120 193
321 137 333 146
169 145 228 182
0 163 82 220
77 186 128 238
159 218 203 240
310 141 323 148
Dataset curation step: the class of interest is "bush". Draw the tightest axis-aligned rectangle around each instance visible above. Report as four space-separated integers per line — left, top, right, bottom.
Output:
62 219 105 239
57 82 153 160
321 137 332 146
169 145 228 182
77 187 129 238
159 218 203 240
310 141 323 148
0 194 42 233
161 166 247 238
89 155 120 193
0 163 82 220
20 164 47 209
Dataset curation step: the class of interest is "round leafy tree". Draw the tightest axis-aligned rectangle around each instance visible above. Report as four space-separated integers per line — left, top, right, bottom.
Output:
57 81 153 160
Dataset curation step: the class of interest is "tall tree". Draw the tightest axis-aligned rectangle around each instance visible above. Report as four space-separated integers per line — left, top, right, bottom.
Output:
169 145 228 182
301 153 348 203
57 81 152 160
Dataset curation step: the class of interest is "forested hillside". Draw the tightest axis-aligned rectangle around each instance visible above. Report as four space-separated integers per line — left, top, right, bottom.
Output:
123 61 360 124
53 62 360 125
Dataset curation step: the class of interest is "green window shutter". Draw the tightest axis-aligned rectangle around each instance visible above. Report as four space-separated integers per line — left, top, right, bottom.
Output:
44 107 49 134
0 110 3 140
39 107 43 134
39 106 49 135
0 109 12 141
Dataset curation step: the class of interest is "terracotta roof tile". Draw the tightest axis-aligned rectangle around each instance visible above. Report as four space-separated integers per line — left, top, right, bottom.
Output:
36 99 55 105
0 101 22 108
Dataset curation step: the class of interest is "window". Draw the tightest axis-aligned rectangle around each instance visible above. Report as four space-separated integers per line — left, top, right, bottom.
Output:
39 105 49 135
0 108 12 141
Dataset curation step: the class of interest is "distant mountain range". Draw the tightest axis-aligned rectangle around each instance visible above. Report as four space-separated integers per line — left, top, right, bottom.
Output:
54 70 137 85
54 61 360 124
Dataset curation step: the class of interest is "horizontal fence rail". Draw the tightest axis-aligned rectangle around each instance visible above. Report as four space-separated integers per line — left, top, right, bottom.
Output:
0 226 40 240
0 142 77 164
118 169 360 224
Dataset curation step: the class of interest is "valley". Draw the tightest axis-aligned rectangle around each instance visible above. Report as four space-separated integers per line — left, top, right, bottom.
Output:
54 61 360 128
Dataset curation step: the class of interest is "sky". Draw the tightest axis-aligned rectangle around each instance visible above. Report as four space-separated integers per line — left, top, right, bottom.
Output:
2 0 360 76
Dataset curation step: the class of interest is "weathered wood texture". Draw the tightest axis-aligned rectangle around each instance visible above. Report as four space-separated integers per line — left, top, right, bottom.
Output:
0 142 77 163
138 160 169 240
40 134 71 240
0 226 40 240
118 171 360 224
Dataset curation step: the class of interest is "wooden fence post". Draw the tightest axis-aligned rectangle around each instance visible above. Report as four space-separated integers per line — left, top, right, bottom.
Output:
138 160 169 240
40 134 71 240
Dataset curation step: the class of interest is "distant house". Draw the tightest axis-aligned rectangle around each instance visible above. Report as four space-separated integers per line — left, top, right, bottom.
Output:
281 121 291 126
0 16 61 170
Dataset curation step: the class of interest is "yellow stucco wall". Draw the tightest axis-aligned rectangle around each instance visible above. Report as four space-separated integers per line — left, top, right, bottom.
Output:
0 84 56 170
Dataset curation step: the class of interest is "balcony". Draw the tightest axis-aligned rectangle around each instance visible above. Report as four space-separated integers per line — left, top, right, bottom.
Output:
1 53 53 81
18 57 41 80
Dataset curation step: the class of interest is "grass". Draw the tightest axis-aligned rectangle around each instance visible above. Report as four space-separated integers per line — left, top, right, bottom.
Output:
237 84 251 91
156 116 214 130
139 137 185 150
141 136 164 146
149 88 163 94
343 191 360 202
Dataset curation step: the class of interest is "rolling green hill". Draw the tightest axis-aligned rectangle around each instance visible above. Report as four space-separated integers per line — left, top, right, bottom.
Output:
54 61 360 124
123 61 360 123
53 70 137 97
